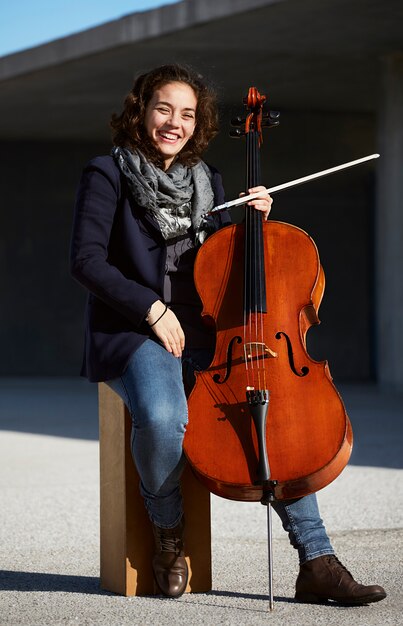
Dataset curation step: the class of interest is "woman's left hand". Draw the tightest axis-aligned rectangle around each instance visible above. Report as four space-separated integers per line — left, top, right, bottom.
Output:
240 186 273 220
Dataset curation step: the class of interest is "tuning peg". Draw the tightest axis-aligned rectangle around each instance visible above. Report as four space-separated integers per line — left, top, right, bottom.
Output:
229 128 245 138
262 110 280 127
263 110 280 120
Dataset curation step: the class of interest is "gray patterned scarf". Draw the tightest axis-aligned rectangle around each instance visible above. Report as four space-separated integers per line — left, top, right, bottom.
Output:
112 147 215 244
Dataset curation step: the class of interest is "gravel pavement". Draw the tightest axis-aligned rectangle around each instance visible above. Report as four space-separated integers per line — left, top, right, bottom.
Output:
0 378 402 625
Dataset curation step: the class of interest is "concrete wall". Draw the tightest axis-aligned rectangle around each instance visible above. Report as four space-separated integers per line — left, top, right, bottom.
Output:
376 54 403 391
0 109 376 380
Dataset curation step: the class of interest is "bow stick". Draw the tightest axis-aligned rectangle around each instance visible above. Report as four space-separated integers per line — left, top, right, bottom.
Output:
206 154 380 215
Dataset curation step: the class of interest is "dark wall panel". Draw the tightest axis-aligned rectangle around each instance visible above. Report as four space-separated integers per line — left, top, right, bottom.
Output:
0 140 108 375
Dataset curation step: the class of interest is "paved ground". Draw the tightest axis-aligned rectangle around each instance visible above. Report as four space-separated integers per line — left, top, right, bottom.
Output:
0 378 402 625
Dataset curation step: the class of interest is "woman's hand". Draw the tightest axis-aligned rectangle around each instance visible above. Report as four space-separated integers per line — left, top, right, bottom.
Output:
147 300 185 357
240 186 273 220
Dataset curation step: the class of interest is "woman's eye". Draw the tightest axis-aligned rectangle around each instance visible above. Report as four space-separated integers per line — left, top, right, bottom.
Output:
156 107 170 114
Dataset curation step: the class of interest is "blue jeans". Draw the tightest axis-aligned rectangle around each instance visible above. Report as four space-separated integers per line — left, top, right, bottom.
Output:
107 339 334 564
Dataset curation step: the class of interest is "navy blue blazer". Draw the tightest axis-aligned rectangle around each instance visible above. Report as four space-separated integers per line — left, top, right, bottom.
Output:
70 155 230 382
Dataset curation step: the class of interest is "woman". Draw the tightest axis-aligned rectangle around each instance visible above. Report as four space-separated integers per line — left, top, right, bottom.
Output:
70 64 385 604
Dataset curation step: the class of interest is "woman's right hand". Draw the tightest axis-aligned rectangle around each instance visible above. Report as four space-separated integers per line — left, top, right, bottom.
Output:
147 300 185 357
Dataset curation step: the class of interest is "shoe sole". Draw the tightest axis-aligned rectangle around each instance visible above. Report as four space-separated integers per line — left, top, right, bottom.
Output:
295 591 387 605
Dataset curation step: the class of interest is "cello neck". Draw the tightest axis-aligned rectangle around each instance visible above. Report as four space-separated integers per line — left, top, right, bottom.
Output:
245 124 266 315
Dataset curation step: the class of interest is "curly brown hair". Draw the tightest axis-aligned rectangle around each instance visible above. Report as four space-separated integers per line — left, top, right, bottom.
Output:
110 64 219 168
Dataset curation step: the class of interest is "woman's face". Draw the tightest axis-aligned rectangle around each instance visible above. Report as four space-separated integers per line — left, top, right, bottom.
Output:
144 81 197 169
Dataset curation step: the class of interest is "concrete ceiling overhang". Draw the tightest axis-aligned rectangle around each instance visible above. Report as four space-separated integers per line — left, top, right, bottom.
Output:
0 0 402 141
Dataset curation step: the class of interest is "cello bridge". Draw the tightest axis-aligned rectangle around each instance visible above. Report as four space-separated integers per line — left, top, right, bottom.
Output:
244 342 278 362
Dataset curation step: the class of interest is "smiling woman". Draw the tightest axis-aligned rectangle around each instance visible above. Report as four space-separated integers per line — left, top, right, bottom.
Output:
70 63 385 606
71 63 273 598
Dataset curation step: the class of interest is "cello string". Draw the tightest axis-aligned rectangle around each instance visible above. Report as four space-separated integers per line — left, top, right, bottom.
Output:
261 219 267 391
252 129 264 391
256 131 265 391
244 129 251 389
256 133 267 391
249 132 256 390
251 131 258 391
253 131 261 391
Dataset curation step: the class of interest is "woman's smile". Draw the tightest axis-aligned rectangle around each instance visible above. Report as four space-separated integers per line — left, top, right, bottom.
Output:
158 130 181 143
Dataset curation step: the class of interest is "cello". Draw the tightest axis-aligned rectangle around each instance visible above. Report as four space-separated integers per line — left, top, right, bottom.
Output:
183 86 353 606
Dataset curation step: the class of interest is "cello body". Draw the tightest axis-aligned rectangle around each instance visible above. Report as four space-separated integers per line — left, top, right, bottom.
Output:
184 220 353 501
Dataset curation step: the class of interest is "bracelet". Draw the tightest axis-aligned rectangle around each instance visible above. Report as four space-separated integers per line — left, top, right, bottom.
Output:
148 304 168 327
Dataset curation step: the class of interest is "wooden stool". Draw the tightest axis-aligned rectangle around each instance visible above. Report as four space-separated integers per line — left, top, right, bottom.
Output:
98 382 212 596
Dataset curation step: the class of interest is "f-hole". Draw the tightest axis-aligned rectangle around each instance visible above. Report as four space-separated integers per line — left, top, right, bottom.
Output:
276 332 309 377
213 336 242 384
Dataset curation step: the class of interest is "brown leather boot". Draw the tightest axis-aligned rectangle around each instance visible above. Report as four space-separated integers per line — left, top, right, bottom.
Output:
152 517 188 598
295 555 386 605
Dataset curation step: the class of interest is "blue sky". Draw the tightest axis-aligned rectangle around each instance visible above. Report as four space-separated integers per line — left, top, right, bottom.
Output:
0 0 179 57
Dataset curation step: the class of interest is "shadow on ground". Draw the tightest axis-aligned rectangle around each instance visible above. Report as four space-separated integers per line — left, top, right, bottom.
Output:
0 378 401 468
0 570 103 595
